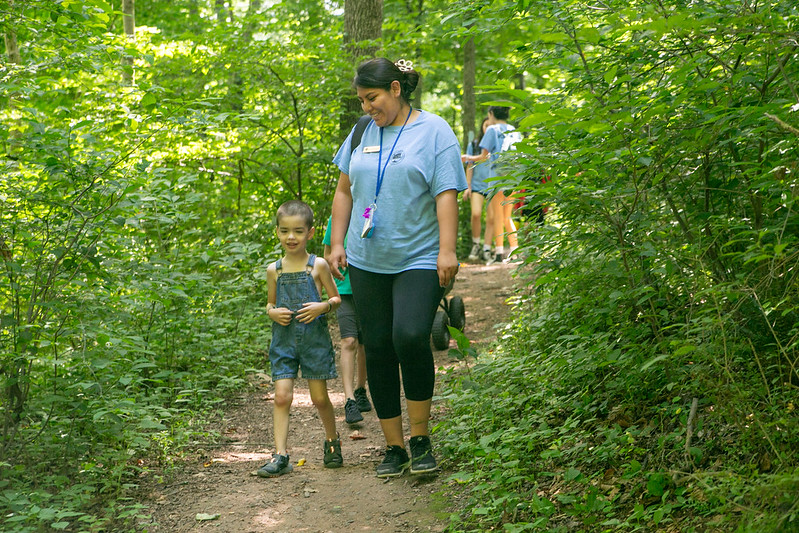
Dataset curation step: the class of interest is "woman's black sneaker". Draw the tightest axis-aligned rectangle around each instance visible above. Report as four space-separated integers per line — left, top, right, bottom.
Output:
409 435 438 474
376 445 410 478
353 387 372 412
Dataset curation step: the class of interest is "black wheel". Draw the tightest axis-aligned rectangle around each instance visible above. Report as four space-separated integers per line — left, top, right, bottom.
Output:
448 295 466 331
431 309 451 351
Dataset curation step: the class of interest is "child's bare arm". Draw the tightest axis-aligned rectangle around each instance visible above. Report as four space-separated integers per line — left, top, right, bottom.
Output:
266 263 293 326
295 258 341 324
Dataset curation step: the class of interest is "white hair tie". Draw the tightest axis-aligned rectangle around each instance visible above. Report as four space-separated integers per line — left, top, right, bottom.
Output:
395 59 413 72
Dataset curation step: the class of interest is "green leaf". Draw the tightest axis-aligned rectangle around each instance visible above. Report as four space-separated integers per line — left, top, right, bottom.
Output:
604 66 618 85
564 467 582 482
140 93 157 109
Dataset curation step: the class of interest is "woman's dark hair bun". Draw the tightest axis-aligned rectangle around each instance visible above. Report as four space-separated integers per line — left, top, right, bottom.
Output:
354 57 420 103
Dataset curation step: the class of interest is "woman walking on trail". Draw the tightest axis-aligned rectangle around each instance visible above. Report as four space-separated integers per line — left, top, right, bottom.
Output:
327 57 467 478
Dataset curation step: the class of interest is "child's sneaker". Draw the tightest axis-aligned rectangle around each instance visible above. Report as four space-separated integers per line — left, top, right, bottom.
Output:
353 387 372 412
486 252 503 266
375 445 410 478
467 244 480 261
345 398 364 424
481 249 493 263
409 435 438 474
257 453 293 477
323 436 343 468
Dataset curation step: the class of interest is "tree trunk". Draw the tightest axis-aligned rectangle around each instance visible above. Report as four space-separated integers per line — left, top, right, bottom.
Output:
4 0 21 65
229 0 262 112
341 0 383 136
122 0 135 85
4 0 21 159
2 1 22 425
215 0 229 23
409 0 424 109
462 34 476 150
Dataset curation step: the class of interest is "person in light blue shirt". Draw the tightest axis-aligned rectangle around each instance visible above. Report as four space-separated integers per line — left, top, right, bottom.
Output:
328 57 466 479
463 106 520 264
463 117 494 262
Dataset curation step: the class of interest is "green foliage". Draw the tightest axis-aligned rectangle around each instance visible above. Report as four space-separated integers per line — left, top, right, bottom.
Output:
0 0 348 529
439 0 799 530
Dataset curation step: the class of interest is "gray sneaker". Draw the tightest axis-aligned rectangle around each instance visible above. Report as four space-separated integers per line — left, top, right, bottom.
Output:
468 244 480 261
481 249 493 263
354 387 372 412
257 453 293 477
486 252 503 266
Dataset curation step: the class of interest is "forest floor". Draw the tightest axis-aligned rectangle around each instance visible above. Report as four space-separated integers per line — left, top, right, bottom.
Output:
137 260 519 533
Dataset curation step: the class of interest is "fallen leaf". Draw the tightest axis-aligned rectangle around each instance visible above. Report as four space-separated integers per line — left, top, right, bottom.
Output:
349 431 366 440
297 458 306 466
195 513 220 521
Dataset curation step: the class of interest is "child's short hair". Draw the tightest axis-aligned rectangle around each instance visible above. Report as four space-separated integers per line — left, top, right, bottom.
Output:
276 200 314 228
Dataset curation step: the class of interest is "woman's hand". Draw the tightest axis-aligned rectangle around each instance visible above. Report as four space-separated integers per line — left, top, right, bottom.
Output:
329 171 353 281
326 244 348 281
437 250 459 288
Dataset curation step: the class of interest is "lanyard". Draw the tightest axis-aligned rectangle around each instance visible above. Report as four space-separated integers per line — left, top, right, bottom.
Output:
374 106 413 204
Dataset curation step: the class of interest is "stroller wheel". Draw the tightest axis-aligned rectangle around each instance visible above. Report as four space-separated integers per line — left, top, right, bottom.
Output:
448 295 466 331
431 310 451 350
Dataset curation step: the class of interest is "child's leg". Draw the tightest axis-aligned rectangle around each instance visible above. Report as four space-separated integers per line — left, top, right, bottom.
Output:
339 336 357 400
272 378 294 454
483 198 495 251
308 379 338 440
355 342 367 390
470 192 485 241
491 192 506 250
504 200 518 250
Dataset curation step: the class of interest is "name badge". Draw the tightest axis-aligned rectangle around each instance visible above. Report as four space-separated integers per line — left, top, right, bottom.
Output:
362 145 380 154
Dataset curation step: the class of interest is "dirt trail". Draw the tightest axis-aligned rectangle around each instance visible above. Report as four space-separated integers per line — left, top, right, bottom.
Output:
139 262 517 533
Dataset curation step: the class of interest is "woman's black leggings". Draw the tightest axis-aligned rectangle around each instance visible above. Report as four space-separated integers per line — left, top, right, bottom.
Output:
348 266 443 419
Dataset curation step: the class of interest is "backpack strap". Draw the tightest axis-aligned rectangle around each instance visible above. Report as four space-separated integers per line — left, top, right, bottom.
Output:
350 115 372 156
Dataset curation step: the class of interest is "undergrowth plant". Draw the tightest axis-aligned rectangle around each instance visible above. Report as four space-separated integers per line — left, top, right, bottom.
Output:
440 0 799 531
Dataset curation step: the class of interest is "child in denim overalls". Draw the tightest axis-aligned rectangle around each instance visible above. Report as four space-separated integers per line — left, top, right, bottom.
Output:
257 200 343 477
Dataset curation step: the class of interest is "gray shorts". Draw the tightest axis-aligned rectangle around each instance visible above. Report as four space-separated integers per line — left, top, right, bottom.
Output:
336 294 362 342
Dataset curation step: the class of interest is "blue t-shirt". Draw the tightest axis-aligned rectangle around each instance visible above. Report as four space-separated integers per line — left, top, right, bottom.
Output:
333 110 467 274
480 123 517 178
466 140 490 193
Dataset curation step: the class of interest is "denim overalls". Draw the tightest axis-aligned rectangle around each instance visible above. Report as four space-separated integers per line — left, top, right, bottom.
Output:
269 254 337 381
